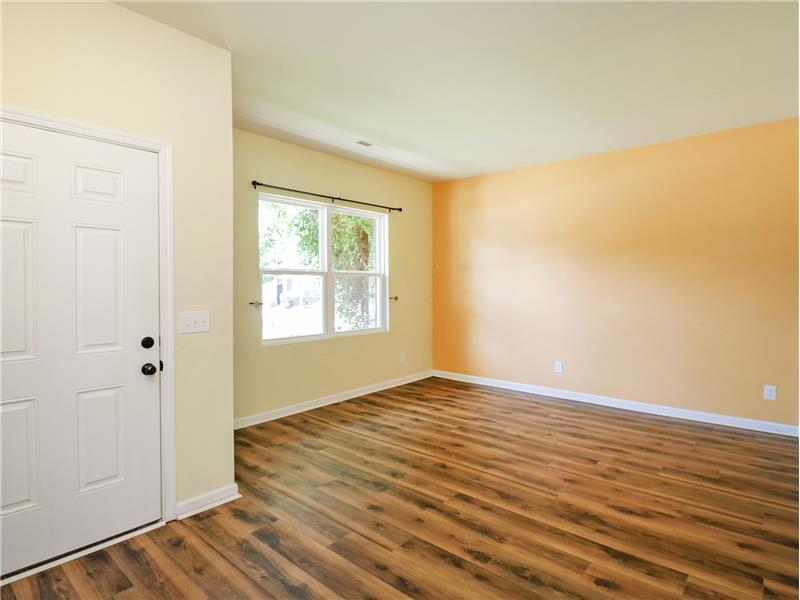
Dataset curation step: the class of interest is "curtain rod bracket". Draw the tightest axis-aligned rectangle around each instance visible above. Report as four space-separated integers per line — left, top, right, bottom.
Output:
251 180 402 212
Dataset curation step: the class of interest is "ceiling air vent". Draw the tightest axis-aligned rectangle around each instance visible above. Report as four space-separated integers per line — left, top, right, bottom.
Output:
356 140 373 147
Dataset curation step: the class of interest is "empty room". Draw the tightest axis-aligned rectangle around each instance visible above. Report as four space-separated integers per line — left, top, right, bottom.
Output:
1 2 797 599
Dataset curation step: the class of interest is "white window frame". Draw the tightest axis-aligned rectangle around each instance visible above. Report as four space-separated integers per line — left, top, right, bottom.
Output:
258 191 389 345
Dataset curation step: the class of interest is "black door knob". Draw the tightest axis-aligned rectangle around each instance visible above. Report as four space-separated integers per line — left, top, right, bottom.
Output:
141 336 155 349
141 363 158 376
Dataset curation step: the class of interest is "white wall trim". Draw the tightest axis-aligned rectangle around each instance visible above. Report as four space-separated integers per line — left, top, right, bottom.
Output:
176 483 241 520
234 370 434 430
0 105 178 520
433 370 799 437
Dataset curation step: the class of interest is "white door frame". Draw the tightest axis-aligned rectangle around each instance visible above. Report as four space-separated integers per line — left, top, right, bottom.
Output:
0 106 177 529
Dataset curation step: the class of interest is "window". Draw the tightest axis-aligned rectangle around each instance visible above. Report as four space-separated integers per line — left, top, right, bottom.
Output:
258 193 388 342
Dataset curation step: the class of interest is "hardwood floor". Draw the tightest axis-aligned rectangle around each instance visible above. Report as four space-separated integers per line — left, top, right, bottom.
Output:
3 377 798 600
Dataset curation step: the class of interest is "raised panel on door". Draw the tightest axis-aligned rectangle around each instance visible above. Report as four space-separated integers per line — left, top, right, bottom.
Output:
73 164 124 203
1 151 36 193
74 225 124 354
1 219 36 362
76 386 125 493
1 397 38 515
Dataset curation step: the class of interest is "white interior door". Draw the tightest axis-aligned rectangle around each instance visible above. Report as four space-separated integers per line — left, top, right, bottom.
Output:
1 121 162 576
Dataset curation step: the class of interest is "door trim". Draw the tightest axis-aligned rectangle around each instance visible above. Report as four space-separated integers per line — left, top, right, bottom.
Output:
0 106 177 523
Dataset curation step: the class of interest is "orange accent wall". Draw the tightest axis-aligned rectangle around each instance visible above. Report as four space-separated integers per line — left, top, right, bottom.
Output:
433 119 798 425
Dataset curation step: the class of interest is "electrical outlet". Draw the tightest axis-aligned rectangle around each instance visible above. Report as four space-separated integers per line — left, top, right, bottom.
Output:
179 310 210 334
763 384 777 401
554 360 563 374
400 352 407 363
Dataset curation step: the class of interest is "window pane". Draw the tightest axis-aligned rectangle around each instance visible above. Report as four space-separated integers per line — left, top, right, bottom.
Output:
331 213 377 271
262 274 323 340
335 276 379 332
259 201 321 270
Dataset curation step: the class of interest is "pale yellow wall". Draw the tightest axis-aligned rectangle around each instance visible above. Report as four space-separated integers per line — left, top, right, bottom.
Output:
434 119 798 426
2 3 235 502
234 128 432 419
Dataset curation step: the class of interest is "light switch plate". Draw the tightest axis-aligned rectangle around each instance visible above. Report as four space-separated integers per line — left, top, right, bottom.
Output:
179 310 210 334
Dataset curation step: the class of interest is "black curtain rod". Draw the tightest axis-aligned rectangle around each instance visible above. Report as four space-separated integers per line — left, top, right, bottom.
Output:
251 180 402 212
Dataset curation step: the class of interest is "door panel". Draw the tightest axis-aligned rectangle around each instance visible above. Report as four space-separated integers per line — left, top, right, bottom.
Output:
0 397 38 515
0 121 161 575
76 386 125 493
74 225 124 353
73 164 124 203
0 152 35 193
1 219 36 361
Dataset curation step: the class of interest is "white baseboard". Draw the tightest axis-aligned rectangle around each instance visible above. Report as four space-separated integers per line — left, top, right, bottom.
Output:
176 483 241 520
433 370 799 437
234 370 434 430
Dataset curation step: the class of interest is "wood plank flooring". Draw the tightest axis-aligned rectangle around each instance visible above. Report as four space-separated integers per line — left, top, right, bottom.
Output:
3 377 798 599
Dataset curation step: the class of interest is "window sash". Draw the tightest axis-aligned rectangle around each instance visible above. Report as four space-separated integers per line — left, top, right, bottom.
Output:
260 272 326 340
258 192 388 343
257 195 324 272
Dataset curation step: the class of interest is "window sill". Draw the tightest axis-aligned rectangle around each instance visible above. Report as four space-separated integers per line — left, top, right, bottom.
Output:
260 327 388 347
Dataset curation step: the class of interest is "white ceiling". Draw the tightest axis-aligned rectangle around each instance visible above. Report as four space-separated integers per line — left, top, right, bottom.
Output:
124 2 798 182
